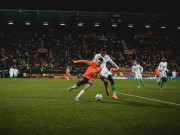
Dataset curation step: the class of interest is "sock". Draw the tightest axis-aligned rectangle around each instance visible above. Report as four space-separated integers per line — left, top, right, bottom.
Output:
160 81 163 89
14 76 16 80
69 85 76 90
141 80 144 85
136 80 140 86
76 90 85 98
11 77 13 80
104 81 108 90
111 85 116 95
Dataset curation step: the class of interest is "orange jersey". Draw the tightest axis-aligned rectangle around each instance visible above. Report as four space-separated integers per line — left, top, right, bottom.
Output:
73 60 102 81
66 69 70 74
155 69 160 75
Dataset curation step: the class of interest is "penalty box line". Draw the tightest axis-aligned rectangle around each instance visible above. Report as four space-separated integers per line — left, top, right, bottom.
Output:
116 92 180 106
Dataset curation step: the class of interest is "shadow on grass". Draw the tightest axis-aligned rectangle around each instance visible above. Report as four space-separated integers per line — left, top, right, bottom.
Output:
84 98 180 110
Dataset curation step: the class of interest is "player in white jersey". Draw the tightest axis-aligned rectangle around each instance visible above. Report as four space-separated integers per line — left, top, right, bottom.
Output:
9 66 14 80
171 70 177 82
132 60 145 88
158 58 169 89
93 48 120 100
13 66 19 80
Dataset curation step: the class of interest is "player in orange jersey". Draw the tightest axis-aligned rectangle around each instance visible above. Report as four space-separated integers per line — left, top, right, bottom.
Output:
66 66 71 80
155 67 160 86
67 58 103 101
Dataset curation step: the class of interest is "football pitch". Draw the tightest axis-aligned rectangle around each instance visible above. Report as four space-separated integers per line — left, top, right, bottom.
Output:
0 78 180 135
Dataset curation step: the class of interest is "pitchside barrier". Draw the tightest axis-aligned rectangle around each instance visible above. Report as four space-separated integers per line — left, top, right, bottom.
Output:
0 69 179 79
112 76 180 80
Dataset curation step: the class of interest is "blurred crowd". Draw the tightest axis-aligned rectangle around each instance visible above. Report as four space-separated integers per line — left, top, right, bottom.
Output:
0 30 179 74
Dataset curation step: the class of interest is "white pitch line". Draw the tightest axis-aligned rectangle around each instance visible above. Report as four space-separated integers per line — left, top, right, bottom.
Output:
117 92 180 106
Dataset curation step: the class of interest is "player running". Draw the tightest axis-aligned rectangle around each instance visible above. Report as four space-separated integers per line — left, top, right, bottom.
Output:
155 67 160 86
67 58 103 101
9 66 14 80
158 58 169 89
93 48 120 100
13 66 19 80
66 66 71 80
132 60 145 88
171 70 177 82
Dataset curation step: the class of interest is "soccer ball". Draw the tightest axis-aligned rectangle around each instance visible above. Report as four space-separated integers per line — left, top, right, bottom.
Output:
95 94 103 101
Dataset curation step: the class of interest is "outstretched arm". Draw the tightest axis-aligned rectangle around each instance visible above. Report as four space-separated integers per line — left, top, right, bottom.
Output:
107 56 120 70
73 60 94 66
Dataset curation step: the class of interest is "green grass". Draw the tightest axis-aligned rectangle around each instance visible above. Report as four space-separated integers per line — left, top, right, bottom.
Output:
0 78 180 135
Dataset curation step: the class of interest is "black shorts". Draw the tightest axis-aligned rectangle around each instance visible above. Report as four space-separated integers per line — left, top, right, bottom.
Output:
76 77 93 87
162 77 167 82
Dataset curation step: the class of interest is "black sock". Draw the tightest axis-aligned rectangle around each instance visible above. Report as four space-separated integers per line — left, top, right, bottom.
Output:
104 81 108 90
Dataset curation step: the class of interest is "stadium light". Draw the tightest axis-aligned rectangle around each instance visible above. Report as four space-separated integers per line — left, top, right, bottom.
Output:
145 24 151 28
25 21 30 25
78 22 83 27
161 25 166 29
60 23 65 26
94 23 100 27
43 22 48 26
177 26 180 30
128 24 134 28
8 21 14 25
112 23 117 27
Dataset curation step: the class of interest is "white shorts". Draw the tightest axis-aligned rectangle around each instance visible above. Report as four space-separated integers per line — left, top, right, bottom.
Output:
100 68 112 78
10 73 13 77
135 73 142 79
160 71 167 77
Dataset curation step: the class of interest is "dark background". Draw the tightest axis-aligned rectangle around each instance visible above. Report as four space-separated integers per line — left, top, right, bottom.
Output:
1 1 180 14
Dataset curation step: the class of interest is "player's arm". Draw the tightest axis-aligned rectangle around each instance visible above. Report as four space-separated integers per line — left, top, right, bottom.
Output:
107 56 120 70
140 66 143 73
158 63 162 71
73 60 94 66
132 66 134 72
93 54 99 62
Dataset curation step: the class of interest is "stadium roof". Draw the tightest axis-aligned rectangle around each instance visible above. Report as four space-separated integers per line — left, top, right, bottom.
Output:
0 9 180 28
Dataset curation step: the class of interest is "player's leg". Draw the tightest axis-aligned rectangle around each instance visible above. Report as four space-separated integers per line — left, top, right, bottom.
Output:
75 83 91 101
102 76 110 96
139 74 144 86
140 78 144 86
157 76 161 86
67 77 83 91
136 78 140 88
160 77 163 89
10 74 13 80
108 75 118 100
14 75 17 80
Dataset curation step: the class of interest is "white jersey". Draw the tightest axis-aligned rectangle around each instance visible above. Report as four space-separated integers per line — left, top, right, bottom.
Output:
9 68 14 77
158 62 168 72
14 69 19 76
172 71 177 78
93 53 119 70
158 61 168 77
93 53 119 78
132 65 143 75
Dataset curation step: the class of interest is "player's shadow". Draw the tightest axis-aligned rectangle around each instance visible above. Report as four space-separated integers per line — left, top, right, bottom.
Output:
85 98 180 110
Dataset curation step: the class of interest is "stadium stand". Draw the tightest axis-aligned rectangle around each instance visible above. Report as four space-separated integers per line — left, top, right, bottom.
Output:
0 29 180 78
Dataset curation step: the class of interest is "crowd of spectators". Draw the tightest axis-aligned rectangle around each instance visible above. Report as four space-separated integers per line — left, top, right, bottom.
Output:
0 30 179 75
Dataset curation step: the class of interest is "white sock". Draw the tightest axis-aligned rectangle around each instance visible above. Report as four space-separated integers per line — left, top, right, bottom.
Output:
72 85 76 88
76 90 85 98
